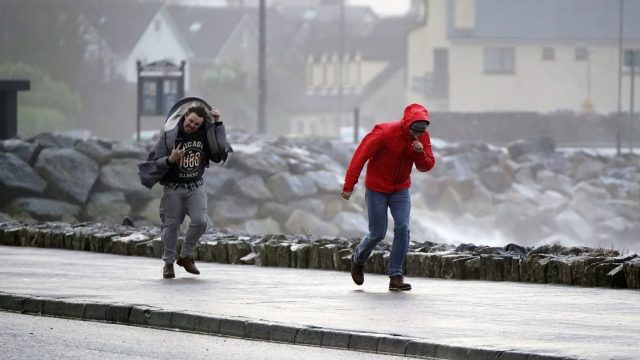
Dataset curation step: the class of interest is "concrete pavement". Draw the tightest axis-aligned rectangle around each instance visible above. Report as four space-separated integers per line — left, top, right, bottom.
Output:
0 246 639 360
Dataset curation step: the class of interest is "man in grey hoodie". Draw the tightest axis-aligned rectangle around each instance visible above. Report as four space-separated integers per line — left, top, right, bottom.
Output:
138 97 232 279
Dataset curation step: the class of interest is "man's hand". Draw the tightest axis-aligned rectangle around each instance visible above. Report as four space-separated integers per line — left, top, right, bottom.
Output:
168 143 185 164
412 140 424 153
341 191 352 200
210 107 221 123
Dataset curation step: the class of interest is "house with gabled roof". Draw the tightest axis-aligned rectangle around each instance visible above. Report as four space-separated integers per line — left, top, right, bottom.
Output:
77 0 181 83
78 0 422 136
79 1 263 132
287 5 421 138
81 1 257 90
124 6 194 85
407 0 640 113
165 5 257 81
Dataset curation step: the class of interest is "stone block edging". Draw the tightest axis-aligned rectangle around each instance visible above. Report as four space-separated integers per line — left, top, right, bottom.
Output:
0 292 577 360
1 221 639 289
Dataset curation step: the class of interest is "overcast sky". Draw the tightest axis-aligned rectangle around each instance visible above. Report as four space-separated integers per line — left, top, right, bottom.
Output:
347 0 410 17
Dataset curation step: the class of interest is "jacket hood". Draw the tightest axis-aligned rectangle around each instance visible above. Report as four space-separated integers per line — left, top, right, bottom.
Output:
163 97 215 132
401 103 430 130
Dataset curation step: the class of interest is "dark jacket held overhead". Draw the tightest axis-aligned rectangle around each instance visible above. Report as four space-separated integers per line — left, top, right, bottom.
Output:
137 98 233 189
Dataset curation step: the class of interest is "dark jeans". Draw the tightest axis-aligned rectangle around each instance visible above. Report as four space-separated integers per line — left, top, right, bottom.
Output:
353 188 411 276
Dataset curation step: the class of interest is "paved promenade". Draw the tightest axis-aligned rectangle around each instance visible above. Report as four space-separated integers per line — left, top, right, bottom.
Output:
0 246 638 360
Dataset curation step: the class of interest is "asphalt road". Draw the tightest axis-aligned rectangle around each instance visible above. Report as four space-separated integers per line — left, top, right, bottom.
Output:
1 246 639 359
0 311 408 360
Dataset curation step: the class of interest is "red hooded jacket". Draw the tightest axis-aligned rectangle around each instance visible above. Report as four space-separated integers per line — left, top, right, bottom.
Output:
343 103 436 193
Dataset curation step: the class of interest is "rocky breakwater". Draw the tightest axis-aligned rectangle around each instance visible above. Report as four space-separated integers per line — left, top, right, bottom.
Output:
0 132 365 239
416 137 640 253
0 132 639 254
1 220 639 289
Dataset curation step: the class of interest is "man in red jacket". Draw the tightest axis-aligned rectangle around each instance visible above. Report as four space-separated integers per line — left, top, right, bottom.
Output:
341 103 435 291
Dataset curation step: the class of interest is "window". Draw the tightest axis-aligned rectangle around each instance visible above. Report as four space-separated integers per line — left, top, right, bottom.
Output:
343 54 351 90
575 47 589 61
354 52 362 86
305 55 314 88
142 80 158 114
624 49 640 70
332 54 340 87
163 79 178 115
542 47 555 61
484 47 515 74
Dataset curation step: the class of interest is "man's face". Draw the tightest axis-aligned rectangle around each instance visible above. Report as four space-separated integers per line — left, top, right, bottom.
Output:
409 129 424 139
183 112 204 134
409 120 429 139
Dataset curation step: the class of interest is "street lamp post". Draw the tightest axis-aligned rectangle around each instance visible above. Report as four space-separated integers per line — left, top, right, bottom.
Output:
631 53 636 154
616 0 624 155
337 0 345 128
257 0 267 133
625 49 640 154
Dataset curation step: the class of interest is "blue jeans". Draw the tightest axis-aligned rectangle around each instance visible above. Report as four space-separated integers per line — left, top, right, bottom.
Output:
353 188 411 276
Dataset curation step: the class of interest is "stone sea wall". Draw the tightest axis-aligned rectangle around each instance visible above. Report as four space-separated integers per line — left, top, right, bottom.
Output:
1 221 638 289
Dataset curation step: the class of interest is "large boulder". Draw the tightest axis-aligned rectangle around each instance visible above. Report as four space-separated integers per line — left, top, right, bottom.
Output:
507 136 555 161
437 187 464 215
569 152 606 181
97 158 154 205
0 153 47 202
7 197 80 221
83 191 131 225
0 138 37 163
537 170 573 196
288 198 327 219
464 185 494 218
438 176 475 200
75 138 113 165
234 174 273 200
245 218 282 235
267 172 318 202
231 146 288 176
331 211 368 238
30 132 78 149
258 202 291 224
479 165 512 193
284 209 339 237
203 167 238 197
210 196 259 223
34 148 99 204
138 198 162 227
109 141 147 160
307 170 343 193
554 209 593 241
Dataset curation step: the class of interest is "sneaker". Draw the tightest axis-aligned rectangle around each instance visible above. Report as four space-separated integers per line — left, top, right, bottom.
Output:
389 275 411 291
162 263 175 279
350 255 364 285
177 256 200 275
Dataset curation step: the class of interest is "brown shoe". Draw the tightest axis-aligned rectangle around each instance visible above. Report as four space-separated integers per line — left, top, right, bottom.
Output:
162 263 175 279
177 256 200 275
350 255 364 285
389 275 411 291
